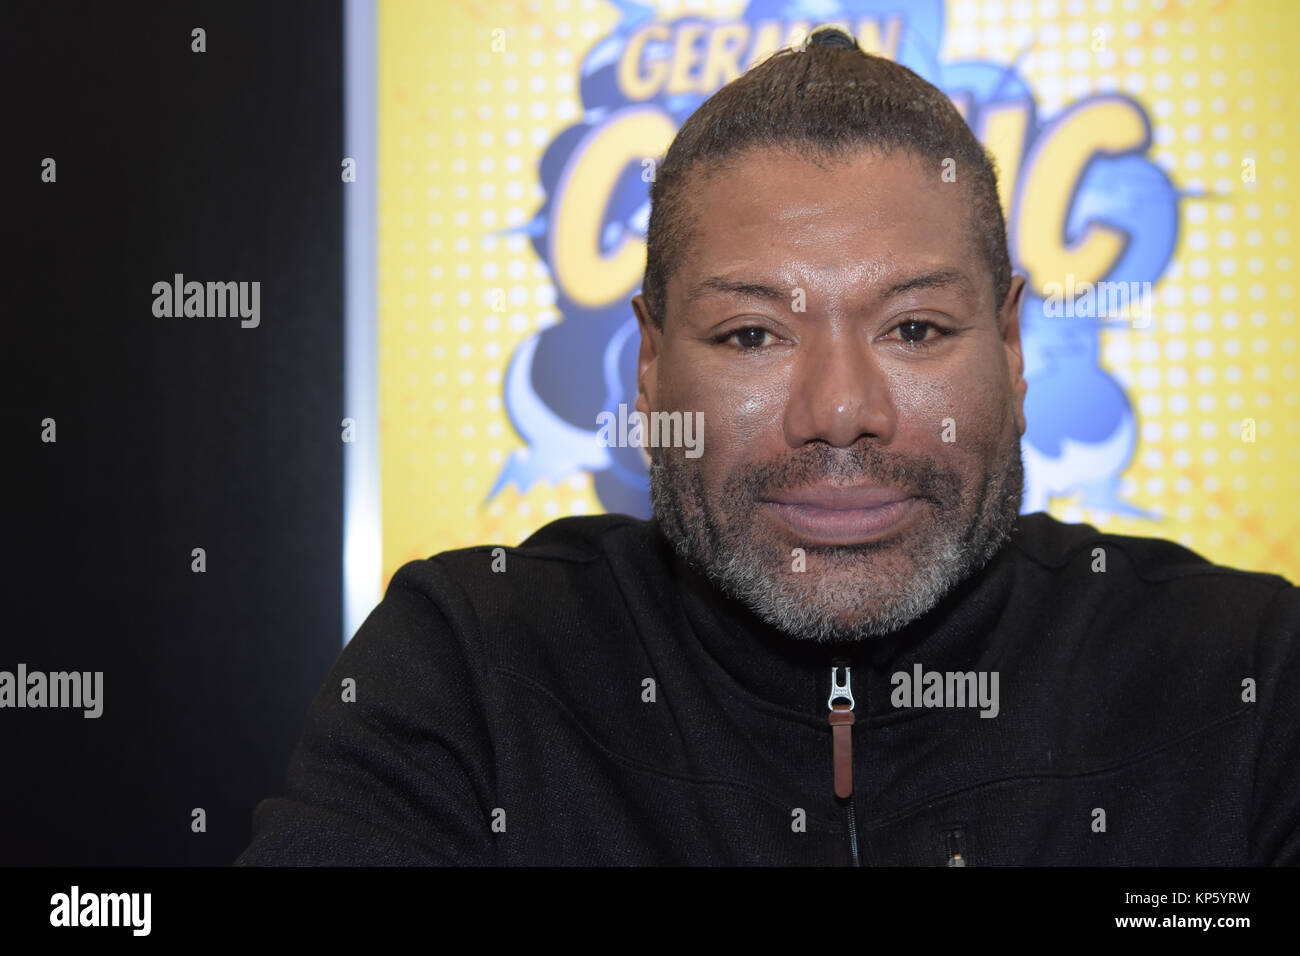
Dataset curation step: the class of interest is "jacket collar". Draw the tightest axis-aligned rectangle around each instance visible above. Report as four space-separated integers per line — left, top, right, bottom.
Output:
658 515 1026 722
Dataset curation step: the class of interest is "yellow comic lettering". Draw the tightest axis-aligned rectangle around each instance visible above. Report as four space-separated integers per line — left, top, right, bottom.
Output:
618 24 670 100
1016 97 1146 292
551 107 677 309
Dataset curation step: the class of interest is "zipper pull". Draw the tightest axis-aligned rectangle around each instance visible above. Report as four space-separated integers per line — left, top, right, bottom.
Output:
944 828 968 866
827 662 855 799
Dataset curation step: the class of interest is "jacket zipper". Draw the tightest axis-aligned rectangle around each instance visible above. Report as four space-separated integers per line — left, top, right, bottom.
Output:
828 659 860 866
944 827 968 866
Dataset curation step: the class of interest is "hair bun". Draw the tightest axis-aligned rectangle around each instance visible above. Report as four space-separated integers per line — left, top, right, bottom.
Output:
804 27 859 51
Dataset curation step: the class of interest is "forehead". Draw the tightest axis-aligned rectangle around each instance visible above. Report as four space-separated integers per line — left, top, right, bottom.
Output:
675 147 984 297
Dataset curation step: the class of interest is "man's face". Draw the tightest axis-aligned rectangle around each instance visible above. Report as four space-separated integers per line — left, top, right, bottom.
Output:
634 146 1028 642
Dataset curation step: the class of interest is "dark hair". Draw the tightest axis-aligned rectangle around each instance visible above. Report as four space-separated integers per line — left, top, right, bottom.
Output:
642 27 1012 328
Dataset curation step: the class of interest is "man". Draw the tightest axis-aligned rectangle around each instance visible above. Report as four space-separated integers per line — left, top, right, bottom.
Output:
236 28 1299 866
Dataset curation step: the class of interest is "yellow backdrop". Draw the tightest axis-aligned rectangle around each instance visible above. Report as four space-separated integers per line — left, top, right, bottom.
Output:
376 0 1299 592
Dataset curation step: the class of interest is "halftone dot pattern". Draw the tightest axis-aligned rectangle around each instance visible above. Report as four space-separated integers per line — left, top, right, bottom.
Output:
957 0 1298 574
379 0 631 577
378 0 1299 588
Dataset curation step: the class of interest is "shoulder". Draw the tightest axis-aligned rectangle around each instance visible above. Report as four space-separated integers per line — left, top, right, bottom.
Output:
1011 510 1293 592
374 514 657 655
1006 511 1298 667
394 513 651 591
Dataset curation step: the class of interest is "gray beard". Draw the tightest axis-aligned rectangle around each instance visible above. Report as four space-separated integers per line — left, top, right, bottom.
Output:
650 434 1024 643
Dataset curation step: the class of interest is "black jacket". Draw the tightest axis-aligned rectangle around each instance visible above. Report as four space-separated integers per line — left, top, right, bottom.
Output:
235 512 1300 865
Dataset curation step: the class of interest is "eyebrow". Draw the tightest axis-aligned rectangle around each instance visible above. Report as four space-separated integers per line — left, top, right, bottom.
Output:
879 268 972 300
685 268 974 306
685 277 788 304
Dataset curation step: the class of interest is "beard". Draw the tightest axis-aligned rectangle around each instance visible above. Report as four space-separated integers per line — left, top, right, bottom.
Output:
650 425 1024 643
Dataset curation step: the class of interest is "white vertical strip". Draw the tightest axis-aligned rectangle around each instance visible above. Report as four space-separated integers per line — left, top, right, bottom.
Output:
343 0 381 645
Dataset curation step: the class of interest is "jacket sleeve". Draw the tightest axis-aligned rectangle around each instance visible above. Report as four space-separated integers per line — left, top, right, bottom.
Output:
1249 584 1300 865
233 560 499 866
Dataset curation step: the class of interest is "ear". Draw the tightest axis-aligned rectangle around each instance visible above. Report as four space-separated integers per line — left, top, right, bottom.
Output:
633 293 661 417
998 274 1028 437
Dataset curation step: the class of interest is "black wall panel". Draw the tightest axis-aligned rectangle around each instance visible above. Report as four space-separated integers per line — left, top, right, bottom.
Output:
4 1 346 865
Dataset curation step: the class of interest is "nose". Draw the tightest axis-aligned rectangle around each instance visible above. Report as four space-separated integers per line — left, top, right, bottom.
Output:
782 329 897 448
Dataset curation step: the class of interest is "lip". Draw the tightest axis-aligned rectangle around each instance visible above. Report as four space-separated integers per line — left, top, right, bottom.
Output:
759 486 920 545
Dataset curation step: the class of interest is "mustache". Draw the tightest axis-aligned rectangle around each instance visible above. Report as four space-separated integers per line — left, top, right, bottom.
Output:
727 443 964 505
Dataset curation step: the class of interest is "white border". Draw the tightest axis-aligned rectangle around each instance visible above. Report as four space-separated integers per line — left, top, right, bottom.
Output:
343 0 381 645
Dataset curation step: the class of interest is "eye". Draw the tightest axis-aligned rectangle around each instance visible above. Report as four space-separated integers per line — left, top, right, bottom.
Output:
719 326 775 349
891 319 950 347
